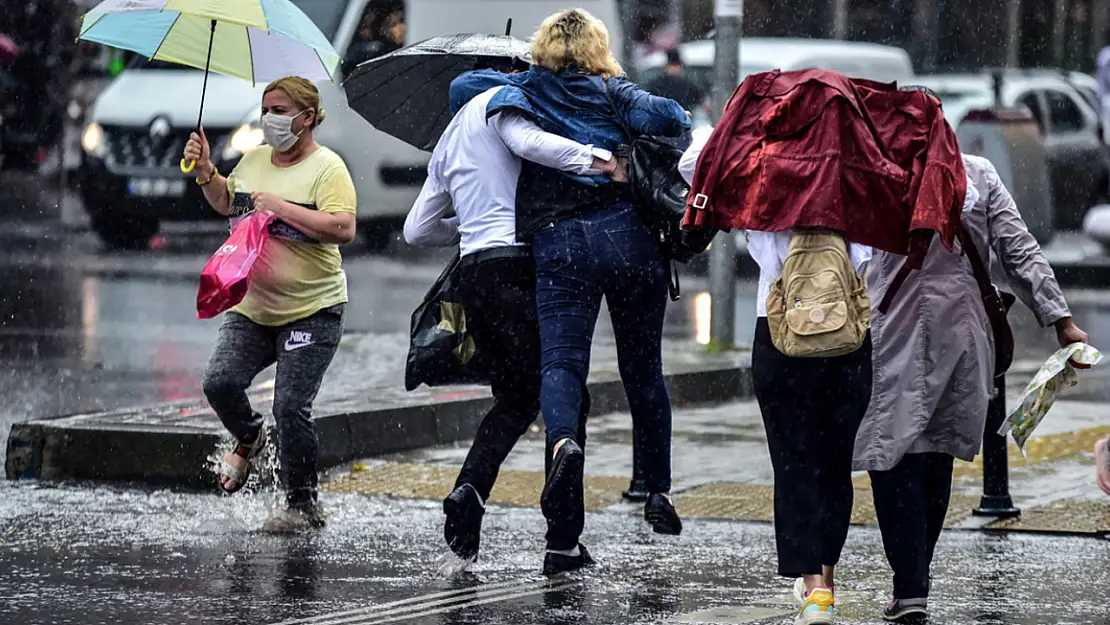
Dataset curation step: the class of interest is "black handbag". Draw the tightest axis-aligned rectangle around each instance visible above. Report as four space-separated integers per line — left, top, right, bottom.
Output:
601 79 713 300
404 253 489 391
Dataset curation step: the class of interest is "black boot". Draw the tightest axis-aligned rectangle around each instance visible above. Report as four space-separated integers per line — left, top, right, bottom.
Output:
543 542 595 576
644 493 683 535
443 484 484 562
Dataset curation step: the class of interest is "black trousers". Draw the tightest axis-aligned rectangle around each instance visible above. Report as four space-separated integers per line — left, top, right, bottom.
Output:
752 318 872 578
869 452 955 599
453 253 587 526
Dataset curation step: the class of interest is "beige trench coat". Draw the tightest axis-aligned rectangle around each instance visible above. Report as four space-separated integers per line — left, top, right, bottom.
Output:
853 154 1071 472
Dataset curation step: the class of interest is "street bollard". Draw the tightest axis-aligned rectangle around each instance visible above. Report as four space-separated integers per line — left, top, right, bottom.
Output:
973 374 1022 518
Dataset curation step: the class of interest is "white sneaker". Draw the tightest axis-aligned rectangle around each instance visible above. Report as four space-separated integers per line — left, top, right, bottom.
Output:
793 578 836 606
796 587 835 625
793 578 807 606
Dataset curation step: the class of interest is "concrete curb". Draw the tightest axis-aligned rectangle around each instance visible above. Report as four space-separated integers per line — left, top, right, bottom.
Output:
6 361 753 489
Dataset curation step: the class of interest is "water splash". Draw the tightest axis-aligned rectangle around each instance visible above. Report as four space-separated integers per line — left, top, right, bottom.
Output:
436 551 475 579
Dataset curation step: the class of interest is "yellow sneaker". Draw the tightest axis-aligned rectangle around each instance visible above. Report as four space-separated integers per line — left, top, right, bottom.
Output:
796 587 835 625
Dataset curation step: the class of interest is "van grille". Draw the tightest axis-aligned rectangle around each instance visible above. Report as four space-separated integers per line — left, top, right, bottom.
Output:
101 125 225 171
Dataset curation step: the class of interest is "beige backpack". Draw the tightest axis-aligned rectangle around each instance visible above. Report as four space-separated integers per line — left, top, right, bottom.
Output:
766 231 870 358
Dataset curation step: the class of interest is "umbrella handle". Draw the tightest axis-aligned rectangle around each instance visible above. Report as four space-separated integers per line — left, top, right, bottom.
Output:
180 159 196 174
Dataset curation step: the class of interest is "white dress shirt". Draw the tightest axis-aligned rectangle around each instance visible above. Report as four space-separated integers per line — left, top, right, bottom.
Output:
404 86 610 257
678 126 873 318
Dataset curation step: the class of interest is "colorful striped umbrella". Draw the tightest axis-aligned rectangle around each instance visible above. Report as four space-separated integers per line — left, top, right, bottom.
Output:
78 0 342 172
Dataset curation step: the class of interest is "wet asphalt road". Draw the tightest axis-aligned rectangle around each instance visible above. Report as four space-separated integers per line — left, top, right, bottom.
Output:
2 480 1110 625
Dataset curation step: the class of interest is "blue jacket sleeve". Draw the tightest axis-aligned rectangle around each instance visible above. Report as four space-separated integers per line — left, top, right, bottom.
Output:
611 78 691 138
449 70 515 115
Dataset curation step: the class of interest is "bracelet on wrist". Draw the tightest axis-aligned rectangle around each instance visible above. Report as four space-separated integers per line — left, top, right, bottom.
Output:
195 166 219 186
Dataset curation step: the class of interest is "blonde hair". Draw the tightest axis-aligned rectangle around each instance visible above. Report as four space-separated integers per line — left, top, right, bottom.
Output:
530 9 624 78
264 76 327 128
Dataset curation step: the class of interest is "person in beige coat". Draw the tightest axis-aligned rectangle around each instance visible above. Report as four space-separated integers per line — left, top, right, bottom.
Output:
856 141 1089 620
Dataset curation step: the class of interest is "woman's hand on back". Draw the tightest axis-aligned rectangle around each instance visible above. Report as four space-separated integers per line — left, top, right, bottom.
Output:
183 128 214 179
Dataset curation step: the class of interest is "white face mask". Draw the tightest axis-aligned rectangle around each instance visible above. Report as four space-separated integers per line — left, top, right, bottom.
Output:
261 110 307 152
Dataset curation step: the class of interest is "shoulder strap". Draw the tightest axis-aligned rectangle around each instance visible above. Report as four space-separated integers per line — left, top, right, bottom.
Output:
876 226 993 314
957 227 995 298
601 77 635 141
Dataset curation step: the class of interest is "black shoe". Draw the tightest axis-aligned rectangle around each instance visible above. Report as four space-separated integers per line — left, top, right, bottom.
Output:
622 479 649 502
541 439 585 521
443 484 484 561
644 493 683 535
882 597 928 623
543 542 595 576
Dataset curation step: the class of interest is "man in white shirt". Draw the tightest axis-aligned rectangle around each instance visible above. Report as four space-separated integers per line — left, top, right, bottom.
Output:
404 82 620 576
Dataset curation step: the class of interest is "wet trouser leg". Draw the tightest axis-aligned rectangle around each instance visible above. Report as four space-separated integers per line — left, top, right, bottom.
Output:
752 317 872 578
203 312 276 447
870 451 955 599
271 305 344 509
453 255 543 502
596 208 672 494
533 219 601 551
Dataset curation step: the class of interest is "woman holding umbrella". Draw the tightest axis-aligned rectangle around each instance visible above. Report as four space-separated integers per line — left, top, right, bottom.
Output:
184 76 357 534
451 8 690 571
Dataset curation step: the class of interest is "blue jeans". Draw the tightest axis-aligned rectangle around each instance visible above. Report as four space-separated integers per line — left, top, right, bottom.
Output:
532 205 673 493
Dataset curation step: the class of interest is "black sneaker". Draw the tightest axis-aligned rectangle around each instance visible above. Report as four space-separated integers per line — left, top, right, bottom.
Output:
622 479 649 502
443 484 484 562
882 597 928 623
541 439 585 522
543 542 595 576
644 493 683 535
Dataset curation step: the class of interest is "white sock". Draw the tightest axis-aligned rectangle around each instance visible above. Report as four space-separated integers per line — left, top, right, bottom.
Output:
547 546 581 557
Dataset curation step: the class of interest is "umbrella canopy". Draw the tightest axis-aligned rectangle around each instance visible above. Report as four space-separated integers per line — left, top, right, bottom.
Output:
78 0 341 83
344 33 530 152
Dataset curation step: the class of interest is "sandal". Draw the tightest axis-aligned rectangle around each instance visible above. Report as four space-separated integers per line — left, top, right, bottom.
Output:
218 427 269 494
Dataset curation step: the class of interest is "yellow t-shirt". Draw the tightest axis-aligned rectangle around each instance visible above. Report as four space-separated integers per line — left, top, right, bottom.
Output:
225 145 357 326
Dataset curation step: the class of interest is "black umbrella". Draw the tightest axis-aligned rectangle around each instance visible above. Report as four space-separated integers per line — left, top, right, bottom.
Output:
343 26 530 152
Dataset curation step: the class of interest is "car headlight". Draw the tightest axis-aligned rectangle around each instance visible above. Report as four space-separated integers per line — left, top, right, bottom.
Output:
224 123 264 160
81 122 103 155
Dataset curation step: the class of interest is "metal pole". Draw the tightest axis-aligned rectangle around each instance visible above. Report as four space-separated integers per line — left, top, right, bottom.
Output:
709 0 742 348
973 374 1021 518
1005 0 1023 68
832 0 850 39
911 0 939 72
1052 0 1070 67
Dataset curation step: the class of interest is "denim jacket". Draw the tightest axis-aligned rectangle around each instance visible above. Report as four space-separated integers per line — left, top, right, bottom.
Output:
449 66 690 237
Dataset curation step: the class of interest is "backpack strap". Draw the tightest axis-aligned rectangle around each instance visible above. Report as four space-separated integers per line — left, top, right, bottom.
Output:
877 226 999 314
876 231 935 314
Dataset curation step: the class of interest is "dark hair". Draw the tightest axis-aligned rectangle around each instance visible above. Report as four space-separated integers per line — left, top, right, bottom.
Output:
666 49 682 66
900 84 942 110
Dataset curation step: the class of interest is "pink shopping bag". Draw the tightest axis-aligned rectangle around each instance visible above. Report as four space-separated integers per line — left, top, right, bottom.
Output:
196 211 275 319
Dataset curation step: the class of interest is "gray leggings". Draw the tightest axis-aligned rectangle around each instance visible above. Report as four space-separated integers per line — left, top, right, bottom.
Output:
202 304 344 508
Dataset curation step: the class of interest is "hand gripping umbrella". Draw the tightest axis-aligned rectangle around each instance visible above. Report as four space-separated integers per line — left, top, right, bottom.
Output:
78 0 342 173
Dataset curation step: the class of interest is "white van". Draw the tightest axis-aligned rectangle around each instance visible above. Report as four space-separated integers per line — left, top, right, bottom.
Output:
78 0 620 250
638 38 916 127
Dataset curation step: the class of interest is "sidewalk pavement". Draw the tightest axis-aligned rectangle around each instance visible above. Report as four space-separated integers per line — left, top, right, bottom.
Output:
324 361 1110 537
5 334 752 487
